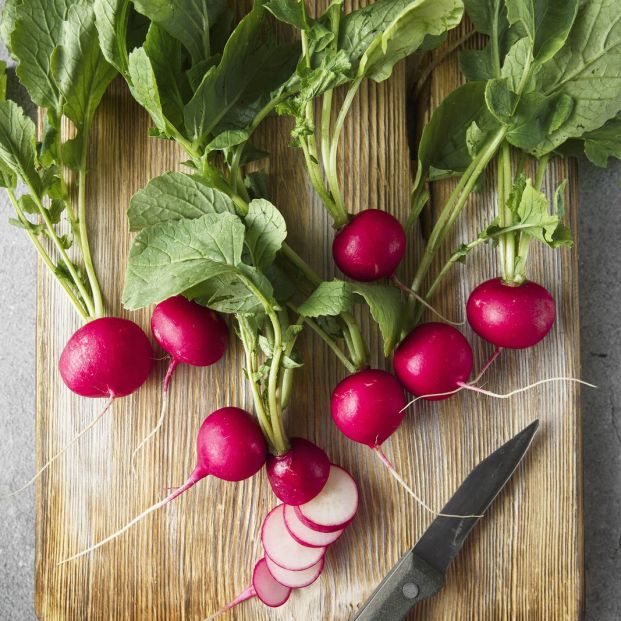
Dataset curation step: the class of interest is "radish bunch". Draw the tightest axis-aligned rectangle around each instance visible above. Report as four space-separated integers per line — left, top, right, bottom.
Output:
207 465 359 617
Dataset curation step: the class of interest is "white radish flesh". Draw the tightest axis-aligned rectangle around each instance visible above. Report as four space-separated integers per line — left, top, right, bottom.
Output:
265 556 324 589
261 505 326 571
283 504 345 548
295 465 359 533
253 558 291 607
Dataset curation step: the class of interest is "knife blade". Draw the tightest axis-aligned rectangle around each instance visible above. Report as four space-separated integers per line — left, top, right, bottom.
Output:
352 420 539 621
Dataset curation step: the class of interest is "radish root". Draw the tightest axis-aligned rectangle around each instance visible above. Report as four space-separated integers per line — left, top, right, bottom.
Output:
131 358 178 470
3 396 114 498
373 447 482 519
58 472 200 565
457 377 596 398
202 587 255 621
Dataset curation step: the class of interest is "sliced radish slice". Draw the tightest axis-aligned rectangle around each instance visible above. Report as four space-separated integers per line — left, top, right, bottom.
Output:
265 555 324 589
261 505 326 571
252 558 291 607
295 464 359 533
283 504 345 548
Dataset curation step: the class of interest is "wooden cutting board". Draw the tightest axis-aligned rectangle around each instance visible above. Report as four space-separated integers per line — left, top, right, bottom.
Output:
34 10 583 621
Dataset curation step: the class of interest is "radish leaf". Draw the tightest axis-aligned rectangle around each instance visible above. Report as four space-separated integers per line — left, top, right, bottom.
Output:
352 284 402 356
298 280 353 317
244 199 287 272
128 172 235 230
123 212 246 309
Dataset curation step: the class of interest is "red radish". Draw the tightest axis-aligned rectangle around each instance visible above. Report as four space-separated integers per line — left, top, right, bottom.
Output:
331 369 406 447
393 322 473 399
151 295 229 389
59 407 267 564
6 318 152 496
295 465 358 533
467 278 556 349
265 555 324 588
283 504 345 548
332 209 406 281
266 437 330 505
59 317 153 398
204 558 291 619
261 505 326 571
132 297 229 460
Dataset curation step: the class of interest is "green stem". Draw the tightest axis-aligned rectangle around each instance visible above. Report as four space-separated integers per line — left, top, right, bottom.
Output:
300 136 340 220
265 308 288 455
9 189 89 320
239 275 289 455
238 317 276 448
279 313 303 410
342 311 368 369
289 304 356 374
425 238 487 303
500 142 515 282
26 182 95 317
496 144 507 277
534 154 550 191
77 120 105 318
407 128 507 321
326 78 362 226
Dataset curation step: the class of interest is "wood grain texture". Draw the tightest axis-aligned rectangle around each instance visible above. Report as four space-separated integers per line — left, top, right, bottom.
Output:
35 8 582 621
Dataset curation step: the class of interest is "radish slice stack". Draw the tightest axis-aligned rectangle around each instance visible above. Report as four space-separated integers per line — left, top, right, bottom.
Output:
260 465 358 604
203 464 359 619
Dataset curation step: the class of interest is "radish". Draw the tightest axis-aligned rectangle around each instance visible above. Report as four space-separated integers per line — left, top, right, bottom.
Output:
393 322 473 399
265 555 324 589
294 465 358 533
332 209 406 281
266 437 330 505
204 558 292 619
59 317 153 398
59 407 267 564
331 369 406 447
261 505 326 571
151 295 229 385
283 504 345 548
5 318 154 496
133 296 229 460
466 277 556 349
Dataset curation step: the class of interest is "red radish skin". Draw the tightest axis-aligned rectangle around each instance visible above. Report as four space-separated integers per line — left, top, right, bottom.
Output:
467 278 556 349
205 558 291 618
60 407 267 564
59 317 153 398
265 555 324 589
151 295 229 388
261 505 326 571
394 322 473 400
330 369 406 448
295 465 359 533
332 209 406 281
283 504 345 548
133 297 229 460
252 558 292 607
266 437 330 505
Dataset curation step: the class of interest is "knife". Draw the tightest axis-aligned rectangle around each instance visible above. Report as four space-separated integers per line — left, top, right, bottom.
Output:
352 420 539 621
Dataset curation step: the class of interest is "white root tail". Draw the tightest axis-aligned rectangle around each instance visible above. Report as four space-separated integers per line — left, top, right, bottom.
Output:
457 377 596 399
131 388 170 470
58 473 199 565
3 396 114 498
373 447 482 519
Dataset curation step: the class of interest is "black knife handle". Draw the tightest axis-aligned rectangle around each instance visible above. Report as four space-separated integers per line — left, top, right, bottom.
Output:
351 551 445 621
